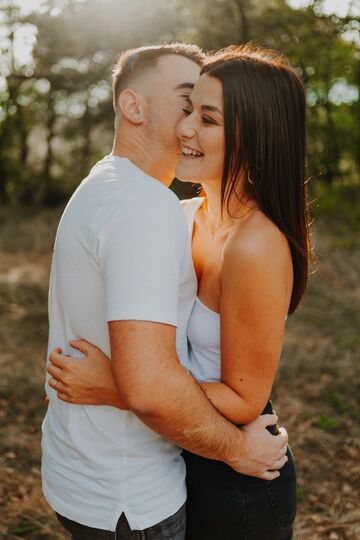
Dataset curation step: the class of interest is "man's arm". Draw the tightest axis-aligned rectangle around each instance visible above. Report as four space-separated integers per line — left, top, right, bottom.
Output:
95 188 288 479
109 320 288 480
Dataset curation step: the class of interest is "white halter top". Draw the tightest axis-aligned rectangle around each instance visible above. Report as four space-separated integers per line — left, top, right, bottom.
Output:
182 198 222 383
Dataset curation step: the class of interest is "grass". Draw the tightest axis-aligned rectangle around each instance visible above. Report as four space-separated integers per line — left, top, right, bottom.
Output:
0 202 359 539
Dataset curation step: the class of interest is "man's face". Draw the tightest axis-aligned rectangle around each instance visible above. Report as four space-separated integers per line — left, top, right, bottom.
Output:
145 55 201 175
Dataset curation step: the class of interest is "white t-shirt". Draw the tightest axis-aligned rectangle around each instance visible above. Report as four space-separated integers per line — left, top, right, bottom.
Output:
41 156 197 531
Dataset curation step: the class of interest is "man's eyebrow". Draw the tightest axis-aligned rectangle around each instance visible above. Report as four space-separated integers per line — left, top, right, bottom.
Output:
175 82 195 90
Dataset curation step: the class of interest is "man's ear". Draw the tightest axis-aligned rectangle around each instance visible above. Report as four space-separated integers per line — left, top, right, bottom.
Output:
118 89 146 125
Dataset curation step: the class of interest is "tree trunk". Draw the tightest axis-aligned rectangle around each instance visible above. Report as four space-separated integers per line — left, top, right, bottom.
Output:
19 114 28 167
80 103 92 179
323 99 340 183
0 157 8 205
234 0 250 43
40 91 56 203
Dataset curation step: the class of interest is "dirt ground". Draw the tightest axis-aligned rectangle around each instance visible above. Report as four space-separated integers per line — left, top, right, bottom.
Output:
0 206 359 539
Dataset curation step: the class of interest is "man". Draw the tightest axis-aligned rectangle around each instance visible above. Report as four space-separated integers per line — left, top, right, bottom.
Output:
42 43 288 539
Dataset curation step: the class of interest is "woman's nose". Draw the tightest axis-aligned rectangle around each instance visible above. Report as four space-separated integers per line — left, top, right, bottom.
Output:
177 116 196 138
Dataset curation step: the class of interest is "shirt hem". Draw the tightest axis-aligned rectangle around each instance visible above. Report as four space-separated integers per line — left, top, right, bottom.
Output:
106 303 178 328
42 483 187 532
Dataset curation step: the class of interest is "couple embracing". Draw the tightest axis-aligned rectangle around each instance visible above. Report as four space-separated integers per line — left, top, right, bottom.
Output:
42 41 309 540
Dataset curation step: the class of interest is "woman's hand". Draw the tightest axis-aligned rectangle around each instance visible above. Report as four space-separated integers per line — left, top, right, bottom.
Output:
47 339 126 409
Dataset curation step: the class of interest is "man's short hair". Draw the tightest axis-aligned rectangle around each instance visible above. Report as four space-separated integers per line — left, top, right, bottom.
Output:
112 43 205 113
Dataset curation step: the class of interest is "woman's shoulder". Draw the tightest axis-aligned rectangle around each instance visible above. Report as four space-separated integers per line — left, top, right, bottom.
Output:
224 211 290 267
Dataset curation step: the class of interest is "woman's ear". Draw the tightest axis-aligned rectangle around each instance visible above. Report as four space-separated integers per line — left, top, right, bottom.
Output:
118 89 145 125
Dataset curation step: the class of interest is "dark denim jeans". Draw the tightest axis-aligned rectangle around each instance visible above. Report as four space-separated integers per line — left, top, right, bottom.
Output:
56 504 186 540
183 400 297 540
183 447 296 540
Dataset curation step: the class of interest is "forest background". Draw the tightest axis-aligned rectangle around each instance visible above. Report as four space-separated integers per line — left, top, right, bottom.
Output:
0 0 359 538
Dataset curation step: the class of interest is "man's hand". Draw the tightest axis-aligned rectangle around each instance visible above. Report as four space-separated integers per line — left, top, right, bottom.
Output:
228 414 289 480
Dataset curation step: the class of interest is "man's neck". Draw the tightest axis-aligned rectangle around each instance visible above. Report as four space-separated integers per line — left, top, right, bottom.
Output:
111 135 173 187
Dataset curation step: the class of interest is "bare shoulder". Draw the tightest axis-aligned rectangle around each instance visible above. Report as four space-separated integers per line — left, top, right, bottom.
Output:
223 211 291 270
221 211 293 319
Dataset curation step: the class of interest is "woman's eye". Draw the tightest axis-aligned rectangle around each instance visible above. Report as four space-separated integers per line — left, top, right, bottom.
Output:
182 108 192 115
202 116 216 125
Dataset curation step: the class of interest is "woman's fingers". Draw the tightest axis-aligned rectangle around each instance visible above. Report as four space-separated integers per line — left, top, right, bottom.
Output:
48 377 66 393
57 392 73 403
47 363 64 381
48 378 74 403
49 347 65 366
49 349 72 369
69 339 94 356
51 340 103 365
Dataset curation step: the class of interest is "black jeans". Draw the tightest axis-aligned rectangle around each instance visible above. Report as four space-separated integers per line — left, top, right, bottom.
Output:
183 401 297 540
56 504 186 540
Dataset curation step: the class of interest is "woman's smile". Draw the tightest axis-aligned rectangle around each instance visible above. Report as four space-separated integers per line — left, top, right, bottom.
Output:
175 74 225 182
181 144 204 158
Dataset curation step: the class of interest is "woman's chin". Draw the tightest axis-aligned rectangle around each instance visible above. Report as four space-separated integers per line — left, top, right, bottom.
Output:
175 165 200 183
175 174 198 183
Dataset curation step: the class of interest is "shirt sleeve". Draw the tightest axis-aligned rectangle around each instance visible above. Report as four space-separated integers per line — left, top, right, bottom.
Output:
92 186 185 327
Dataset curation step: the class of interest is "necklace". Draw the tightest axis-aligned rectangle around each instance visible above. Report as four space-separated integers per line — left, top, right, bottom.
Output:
203 209 234 240
202 201 260 240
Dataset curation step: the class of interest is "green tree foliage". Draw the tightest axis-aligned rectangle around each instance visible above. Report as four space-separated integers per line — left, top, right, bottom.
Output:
177 0 360 184
0 0 181 204
0 0 359 206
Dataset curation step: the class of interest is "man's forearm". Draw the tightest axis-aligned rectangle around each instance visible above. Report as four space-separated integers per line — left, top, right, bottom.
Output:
122 362 246 466
109 321 285 479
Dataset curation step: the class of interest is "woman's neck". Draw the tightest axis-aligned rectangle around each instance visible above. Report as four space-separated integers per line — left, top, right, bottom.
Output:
201 180 256 237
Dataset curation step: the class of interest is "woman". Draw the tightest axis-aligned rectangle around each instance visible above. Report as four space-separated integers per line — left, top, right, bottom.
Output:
48 44 309 539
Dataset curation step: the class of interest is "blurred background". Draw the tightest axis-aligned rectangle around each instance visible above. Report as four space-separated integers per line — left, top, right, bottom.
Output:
0 0 359 539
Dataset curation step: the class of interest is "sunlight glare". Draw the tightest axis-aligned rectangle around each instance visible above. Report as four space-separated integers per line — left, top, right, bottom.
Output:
287 0 360 17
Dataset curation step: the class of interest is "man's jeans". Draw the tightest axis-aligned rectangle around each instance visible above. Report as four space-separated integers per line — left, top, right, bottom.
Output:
56 504 186 540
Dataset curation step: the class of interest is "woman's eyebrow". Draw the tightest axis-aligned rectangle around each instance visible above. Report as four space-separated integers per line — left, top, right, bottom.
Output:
201 104 222 114
185 96 222 115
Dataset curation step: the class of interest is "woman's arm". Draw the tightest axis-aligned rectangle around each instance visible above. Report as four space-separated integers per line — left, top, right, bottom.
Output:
47 340 127 408
48 226 290 419
200 225 292 425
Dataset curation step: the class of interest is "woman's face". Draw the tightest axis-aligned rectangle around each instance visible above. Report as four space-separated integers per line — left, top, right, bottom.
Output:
175 74 225 184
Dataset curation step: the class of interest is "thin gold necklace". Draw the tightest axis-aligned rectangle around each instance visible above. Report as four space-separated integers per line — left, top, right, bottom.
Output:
202 208 234 240
203 201 259 240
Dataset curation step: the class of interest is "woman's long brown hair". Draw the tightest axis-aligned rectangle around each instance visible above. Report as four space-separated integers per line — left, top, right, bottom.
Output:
202 44 310 314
